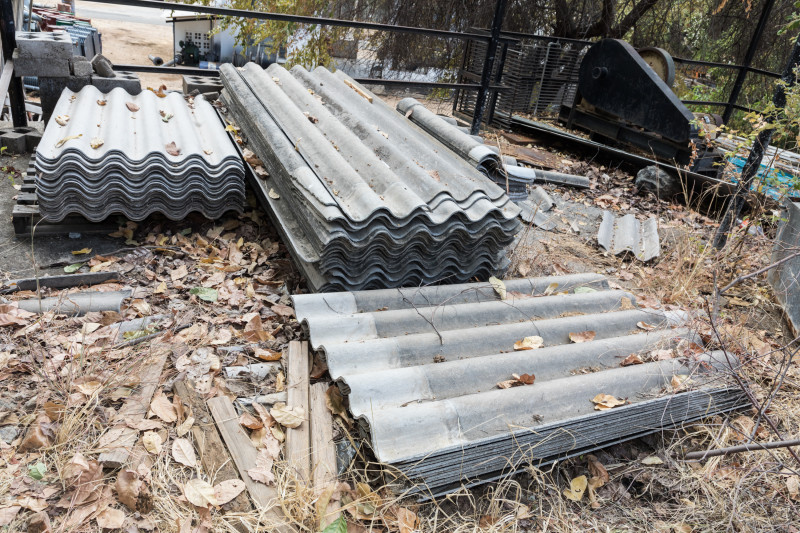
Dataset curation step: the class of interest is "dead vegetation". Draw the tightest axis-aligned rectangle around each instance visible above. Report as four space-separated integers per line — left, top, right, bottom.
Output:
0 130 799 532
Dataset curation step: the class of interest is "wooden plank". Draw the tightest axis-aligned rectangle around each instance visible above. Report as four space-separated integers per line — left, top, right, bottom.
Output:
343 78 373 103
98 347 170 467
285 340 310 483
310 382 340 528
173 380 250 513
207 395 293 532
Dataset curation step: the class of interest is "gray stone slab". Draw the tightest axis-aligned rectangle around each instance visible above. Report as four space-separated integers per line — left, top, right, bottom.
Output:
90 53 115 78
12 49 70 78
91 71 141 95
70 56 93 77
1 131 28 154
15 30 73 60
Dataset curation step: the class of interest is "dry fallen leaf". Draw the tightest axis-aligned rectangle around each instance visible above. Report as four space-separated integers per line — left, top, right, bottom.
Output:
213 479 246 505
239 412 264 430
116 469 151 513
671 374 690 391
55 114 70 126
172 438 197 468
268 188 280 200
787 475 799 500
0 507 21 527
270 403 305 428
620 297 635 310
96 508 125 529
544 282 559 296
170 264 188 282
396 507 419 533
247 449 276 485
184 478 216 508
620 353 644 366
489 276 507 300
591 393 626 410
97 99 107 106
175 416 195 438
641 455 664 465
165 141 181 156
126 102 140 112
55 134 82 148
563 475 588 501
90 137 104 149
637 321 656 331
569 330 596 343
514 336 544 351
587 455 609 484
142 431 162 454
325 385 351 424
149 391 177 423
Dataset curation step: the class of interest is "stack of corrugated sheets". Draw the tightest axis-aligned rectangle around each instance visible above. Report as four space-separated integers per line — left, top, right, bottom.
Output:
293 274 748 497
220 63 521 292
35 86 245 222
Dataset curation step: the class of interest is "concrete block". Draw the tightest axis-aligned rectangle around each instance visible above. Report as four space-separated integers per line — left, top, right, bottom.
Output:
1 131 28 154
70 56 93 77
14 31 73 60
12 49 70 78
38 77 69 123
66 76 92 92
90 54 115 78
182 75 223 95
25 131 42 152
768 199 800 337
91 72 141 95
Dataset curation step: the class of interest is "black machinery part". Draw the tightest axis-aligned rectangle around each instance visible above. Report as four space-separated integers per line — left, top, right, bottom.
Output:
576 39 694 144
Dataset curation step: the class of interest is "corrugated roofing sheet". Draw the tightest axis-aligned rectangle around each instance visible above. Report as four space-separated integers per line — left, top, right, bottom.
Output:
293 274 748 496
221 63 521 292
34 86 245 222
597 211 661 261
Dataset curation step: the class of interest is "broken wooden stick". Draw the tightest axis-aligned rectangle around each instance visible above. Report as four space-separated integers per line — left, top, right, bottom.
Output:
310 382 340 528
343 78 373 103
174 381 250 513
285 340 311 483
98 347 170 467
684 438 800 461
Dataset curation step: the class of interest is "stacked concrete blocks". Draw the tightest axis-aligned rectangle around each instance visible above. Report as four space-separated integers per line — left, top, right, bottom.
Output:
13 31 72 77
0 127 42 154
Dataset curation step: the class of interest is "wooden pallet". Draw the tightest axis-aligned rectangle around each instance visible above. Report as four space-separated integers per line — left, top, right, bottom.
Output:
12 162 118 238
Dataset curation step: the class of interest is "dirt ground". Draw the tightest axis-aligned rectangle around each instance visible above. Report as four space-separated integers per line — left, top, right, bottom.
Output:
90 18 182 92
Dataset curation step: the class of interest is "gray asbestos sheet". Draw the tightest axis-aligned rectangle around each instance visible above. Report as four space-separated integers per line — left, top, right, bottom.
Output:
598 211 660 261
293 275 746 496
767 199 800 336
34 86 245 222
221 63 521 292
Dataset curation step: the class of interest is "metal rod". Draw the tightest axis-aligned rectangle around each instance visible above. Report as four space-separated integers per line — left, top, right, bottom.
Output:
722 0 776 124
87 0 518 44
0 0 27 127
113 63 508 91
684 438 800 461
713 32 800 249
486 41 509 127
470 0 507 135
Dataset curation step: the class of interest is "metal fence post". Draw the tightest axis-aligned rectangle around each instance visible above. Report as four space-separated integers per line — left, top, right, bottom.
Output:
0 0 27 127
722 0 775 124
713 32 800 249
470 0 507 135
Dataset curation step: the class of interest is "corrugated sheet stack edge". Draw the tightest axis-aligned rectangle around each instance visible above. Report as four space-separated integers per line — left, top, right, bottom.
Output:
219 62 521 292
35 86 245 222
293 273 748 497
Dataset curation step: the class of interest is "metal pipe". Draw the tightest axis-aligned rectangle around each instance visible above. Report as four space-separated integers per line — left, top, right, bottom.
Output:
148 54 164 66
713 32 800 249
470 0 507 135
0 0 27 127
722 0 776 124
534 169 591 189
